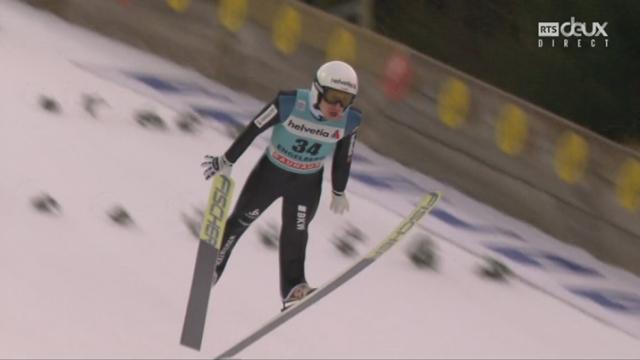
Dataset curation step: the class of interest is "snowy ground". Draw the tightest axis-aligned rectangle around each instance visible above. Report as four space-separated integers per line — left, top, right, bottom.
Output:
1 1 639 358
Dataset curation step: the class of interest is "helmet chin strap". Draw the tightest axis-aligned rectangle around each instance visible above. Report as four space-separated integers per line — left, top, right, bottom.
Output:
309 81 324 119
309 101 324 119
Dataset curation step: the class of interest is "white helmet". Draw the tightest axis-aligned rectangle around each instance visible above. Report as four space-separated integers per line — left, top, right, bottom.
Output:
310 61 358 110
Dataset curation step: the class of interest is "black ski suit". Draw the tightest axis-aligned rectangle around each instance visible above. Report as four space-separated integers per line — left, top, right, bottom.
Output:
215 89 362 299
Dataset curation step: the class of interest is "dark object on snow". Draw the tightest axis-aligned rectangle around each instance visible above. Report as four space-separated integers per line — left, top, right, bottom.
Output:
406 235 437 270
108 205 134 226
175 112 202 134
258 222 279 250
333 237 358 257
135 110 166 129
31 193 61 214
331 222 367 257
82 93 108 118
344 222 367 243
39 95 61 113
478 257 512 281
182 207 204 240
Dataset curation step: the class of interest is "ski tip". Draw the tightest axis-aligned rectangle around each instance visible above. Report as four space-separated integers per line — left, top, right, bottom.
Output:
428 191 442 199
419 192 441 207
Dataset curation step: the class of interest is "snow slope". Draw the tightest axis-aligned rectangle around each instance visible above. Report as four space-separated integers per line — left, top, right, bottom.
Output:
1 1 638 358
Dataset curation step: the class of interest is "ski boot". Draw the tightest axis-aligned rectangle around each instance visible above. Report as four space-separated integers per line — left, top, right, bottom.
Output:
281 282 316 312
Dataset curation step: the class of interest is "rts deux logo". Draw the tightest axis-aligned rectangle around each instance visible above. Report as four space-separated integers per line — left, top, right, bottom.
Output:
538 17 609 48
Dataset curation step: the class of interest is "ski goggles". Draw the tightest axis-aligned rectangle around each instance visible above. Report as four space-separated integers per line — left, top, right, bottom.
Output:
321 88 355 108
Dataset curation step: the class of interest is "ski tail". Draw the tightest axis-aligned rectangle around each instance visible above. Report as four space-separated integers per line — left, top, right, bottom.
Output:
181 174 235 350
215 192 441 359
